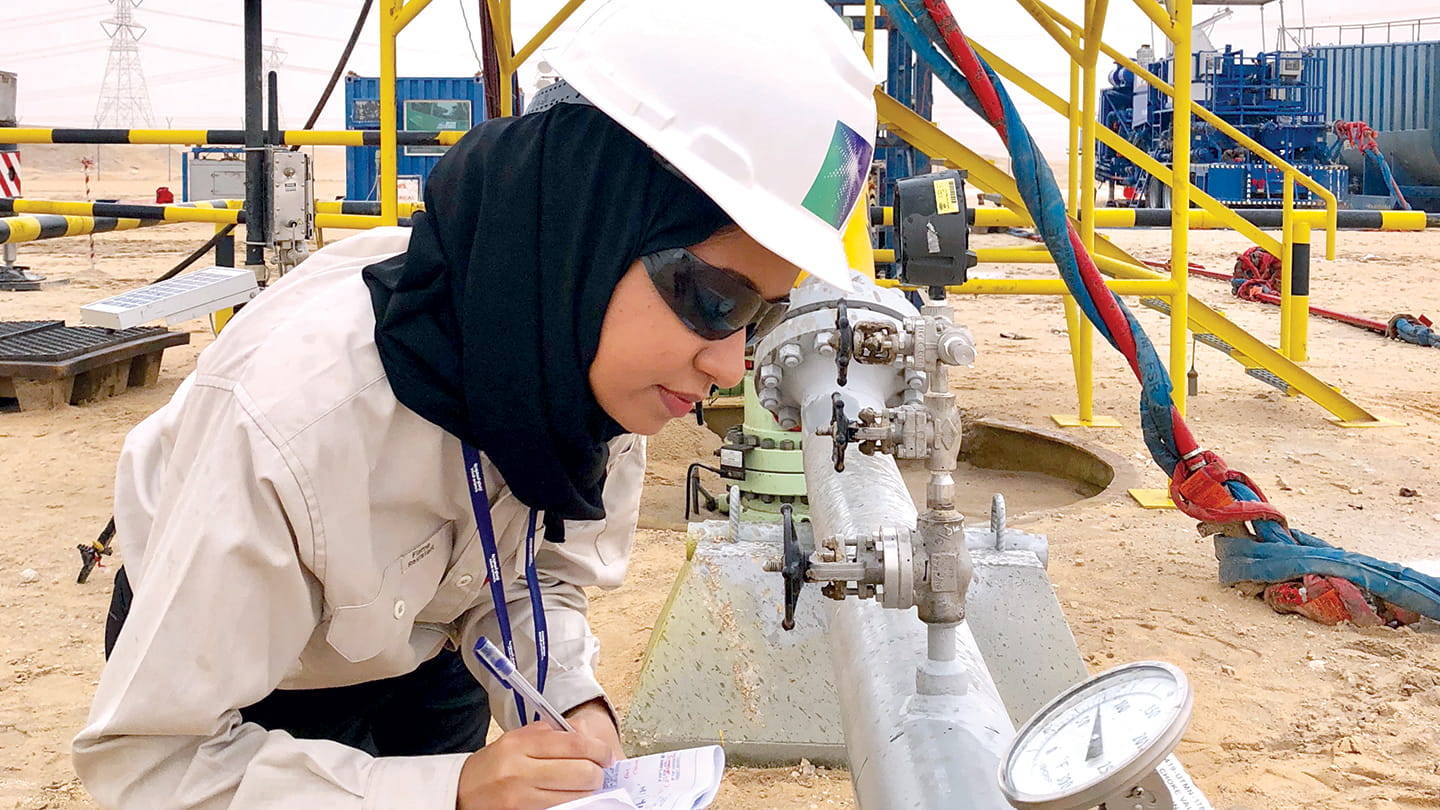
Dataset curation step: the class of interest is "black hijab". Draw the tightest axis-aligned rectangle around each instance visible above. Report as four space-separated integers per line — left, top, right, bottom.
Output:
363 103 732 540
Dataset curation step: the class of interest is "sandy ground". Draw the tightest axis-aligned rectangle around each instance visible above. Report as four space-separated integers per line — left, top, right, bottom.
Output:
3 147 1440 809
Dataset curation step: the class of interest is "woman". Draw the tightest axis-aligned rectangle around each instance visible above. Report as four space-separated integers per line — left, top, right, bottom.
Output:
73 1 876 809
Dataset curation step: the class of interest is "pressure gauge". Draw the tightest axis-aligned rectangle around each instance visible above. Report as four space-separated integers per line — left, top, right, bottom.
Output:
998 661 1194 810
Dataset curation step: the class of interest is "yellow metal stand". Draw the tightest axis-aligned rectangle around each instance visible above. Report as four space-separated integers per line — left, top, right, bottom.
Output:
1051 296 1124 429
870 0 1398 430
1128 488 1177 510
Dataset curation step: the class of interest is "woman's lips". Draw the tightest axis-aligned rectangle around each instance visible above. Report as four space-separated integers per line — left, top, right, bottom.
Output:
657 386 701 418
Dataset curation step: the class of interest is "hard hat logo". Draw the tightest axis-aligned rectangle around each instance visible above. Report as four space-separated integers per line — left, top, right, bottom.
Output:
801 121 874 230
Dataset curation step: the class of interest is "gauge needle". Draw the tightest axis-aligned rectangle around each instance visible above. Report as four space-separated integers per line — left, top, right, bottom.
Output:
1085 708 1104 761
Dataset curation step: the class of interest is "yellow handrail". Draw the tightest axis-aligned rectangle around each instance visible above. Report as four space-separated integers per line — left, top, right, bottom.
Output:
1028 0 1339 260
966 38 1280 254
1128 0 1176 38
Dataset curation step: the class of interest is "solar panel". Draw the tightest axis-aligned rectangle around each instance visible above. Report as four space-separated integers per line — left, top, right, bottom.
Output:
80 267 260 330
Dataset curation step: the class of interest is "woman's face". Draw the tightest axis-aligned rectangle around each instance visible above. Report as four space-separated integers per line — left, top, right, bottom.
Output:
590 227 801 435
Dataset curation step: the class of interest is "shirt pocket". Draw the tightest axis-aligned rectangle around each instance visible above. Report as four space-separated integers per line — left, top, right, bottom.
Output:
325 521 453 663
415 526 489 625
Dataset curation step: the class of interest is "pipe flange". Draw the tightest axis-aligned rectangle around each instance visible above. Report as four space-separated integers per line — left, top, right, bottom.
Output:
879 525 916 610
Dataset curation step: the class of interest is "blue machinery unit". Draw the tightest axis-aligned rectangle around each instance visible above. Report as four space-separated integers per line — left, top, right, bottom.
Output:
1096 47 1346 208
343 75 486 201
1314 41 1440 213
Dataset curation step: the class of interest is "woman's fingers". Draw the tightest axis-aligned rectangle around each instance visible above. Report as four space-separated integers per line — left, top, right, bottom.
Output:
456 724 613 810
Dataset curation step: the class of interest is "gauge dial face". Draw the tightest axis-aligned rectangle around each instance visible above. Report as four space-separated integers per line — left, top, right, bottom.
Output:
1002 662 1191 806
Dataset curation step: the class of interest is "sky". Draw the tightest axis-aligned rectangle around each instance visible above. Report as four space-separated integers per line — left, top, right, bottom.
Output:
4 0 1438 159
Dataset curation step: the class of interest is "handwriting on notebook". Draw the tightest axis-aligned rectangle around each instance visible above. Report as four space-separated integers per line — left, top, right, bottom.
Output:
553 745 725 810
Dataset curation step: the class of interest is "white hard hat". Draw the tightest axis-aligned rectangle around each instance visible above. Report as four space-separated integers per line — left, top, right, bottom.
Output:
545 0 877 292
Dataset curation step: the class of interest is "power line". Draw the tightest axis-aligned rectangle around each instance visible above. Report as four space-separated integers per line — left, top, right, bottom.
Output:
457 0 487 74
143 8 431 53
9 8 108 30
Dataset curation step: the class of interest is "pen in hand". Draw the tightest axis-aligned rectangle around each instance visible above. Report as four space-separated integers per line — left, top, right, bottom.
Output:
473 637 577 733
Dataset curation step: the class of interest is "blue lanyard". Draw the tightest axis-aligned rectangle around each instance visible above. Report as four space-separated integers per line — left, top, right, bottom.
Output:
462 444 550 723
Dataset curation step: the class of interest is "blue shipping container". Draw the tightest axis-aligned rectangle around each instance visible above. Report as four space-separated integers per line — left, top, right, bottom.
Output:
344 75 487 201
1312 41 1440 209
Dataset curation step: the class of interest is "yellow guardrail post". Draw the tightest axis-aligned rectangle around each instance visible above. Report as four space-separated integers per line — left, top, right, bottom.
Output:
1168 0 1192 416
1067 58 1081 217
864 0 876 64
1291 220 1312 362
1060 32 1089 425
379 2 398 225
381 0 434 225
484 0 517 117
1054 1 1119 429
1280 170 1295 359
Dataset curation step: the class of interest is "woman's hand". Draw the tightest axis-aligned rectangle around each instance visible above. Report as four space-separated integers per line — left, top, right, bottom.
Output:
563 698 624 765
456 723 612 810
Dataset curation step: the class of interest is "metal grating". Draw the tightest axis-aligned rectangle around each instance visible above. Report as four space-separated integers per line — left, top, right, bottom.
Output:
0 325 168 363
0 320 62 340
1246 367 1291 392
1194 333 1234 354
1140 297 1170 314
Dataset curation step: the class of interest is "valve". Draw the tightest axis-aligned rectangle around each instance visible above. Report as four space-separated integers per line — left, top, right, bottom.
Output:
779 504 809 631
835 299 852 386
814 392 854 472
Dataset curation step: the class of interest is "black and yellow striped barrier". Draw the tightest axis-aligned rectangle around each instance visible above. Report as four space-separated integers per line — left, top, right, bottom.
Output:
1 198 413 234
1 198 241 225
0 214 157 244
868 205 1435 231
0 127 466 147
0 199 240 244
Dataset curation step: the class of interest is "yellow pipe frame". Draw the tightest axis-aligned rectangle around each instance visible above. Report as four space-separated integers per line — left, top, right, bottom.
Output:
875 277 1176 296
1280 172 1296 359
1290 221 1311 362
1074 0 1110 424
958 207 1429 231
875 91 1030 213
484 0 518 117
1168 0 1193 415
1025 0 1339 260
1128 0 1177 38
864 0 876 64
965 39 1279 254
514 0 589 66
0 128 466 147
1013 0 1086 62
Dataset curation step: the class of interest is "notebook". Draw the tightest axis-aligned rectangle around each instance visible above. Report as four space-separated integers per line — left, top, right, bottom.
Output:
553 745 725 810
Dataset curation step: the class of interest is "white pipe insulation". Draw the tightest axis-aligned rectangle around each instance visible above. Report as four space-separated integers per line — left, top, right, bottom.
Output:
757 276 1017 810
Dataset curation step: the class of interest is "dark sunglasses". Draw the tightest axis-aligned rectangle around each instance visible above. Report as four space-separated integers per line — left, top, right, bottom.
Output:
640 248 789 344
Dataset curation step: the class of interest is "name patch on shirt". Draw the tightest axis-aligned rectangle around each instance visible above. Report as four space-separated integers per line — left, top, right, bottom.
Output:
404 540 436 571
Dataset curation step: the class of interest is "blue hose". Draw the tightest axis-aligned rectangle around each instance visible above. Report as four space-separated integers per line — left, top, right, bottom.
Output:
882 1 1440 621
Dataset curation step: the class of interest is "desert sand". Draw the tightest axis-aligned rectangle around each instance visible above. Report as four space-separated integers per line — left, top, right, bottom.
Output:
2 145 1439 810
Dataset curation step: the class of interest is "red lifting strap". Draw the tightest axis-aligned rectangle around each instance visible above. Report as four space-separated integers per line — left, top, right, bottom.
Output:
1169 451 1290 528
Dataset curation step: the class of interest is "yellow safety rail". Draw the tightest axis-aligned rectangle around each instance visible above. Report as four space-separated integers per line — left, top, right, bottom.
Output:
873 87 1385 427
0 128 466 147
375 0 589 222
1027 0 1338 365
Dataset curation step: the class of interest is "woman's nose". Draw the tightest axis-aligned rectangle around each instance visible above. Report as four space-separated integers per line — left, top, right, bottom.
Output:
694 329 748 390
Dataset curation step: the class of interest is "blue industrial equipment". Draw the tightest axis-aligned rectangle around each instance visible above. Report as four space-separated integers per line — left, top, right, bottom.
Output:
1096 48 1347 208
1313 41 1440 213
343 75 487 201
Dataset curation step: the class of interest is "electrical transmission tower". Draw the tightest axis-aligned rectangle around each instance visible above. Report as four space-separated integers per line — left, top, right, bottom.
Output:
94 0 156 128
